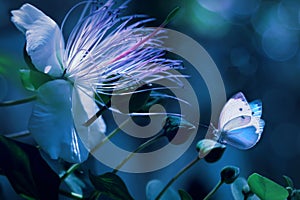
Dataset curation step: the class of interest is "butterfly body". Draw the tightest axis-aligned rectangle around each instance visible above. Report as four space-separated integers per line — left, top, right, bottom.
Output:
213 92 265 149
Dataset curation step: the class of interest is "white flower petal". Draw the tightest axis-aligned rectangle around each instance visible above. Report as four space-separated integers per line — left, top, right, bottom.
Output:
72 83 106 151
29 80 89 163
11 3 64 77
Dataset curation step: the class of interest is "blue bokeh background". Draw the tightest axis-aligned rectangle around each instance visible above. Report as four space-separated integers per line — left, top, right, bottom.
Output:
1 0 300 199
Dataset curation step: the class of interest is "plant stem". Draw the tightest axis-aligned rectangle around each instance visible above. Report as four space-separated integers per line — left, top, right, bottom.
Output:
60 119 129 181
83 105 108 127
112 134 164 174
89 191 101 199
59 189 83 199
203 180 224 200
0 95 36 107
19 194 35 200
90 118 129 154
60 163 81 181
155 156 201 200
5 130 30 138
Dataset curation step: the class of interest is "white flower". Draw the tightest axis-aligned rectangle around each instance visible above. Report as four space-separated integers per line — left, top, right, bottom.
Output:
11 1 181 163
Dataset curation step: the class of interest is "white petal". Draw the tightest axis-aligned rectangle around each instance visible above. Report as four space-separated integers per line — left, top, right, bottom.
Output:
29 80 89 163
72 83 106 151
11 4 64 77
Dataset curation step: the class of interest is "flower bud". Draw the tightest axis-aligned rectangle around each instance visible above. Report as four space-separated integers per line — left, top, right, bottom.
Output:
162 116 196 145
220 165 240 184
196 139 226 163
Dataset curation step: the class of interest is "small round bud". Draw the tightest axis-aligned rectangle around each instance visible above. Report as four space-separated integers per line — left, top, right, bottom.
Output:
221 165 240 184
196 139 226 163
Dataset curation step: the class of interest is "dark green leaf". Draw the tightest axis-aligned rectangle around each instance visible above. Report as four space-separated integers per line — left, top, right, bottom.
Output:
19 69 52 91
88 191 101 200
283 175 294 188
19 69 35 91
164 6 180 24
0 135 60 199
178 189 193 200
89 172 133 200
248 173 289 200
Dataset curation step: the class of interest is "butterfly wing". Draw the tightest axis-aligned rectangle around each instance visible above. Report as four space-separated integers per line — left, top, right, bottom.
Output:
222 115 251 131
249 100 262 118
218 92 265 149
249 100 264 134
218 92 252 130
219 126 261 149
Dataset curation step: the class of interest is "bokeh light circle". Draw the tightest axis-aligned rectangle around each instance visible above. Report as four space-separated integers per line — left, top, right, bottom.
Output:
262 26 298 61
230 47 258 76
198 0 261 24
278 0 300 30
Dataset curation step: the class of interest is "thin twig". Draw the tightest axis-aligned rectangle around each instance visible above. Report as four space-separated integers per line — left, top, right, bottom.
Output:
0 95 36 107
155 157 201 200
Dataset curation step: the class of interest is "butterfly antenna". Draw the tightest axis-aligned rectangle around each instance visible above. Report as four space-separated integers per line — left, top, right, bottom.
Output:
190 120 210 129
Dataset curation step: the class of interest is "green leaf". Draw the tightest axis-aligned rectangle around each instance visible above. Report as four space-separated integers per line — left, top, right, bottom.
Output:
178 189 193 200
164 6 180 24
19 69 52 91
283 175 294 188
248 173 289 200
89 172 134 200
0 135 60 199
19 69 35 91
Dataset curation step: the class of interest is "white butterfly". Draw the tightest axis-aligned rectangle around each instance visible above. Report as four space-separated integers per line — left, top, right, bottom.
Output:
212 92 265 149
